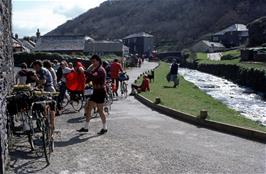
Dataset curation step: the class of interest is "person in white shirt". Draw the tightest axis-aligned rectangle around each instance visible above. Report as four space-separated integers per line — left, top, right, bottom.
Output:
43 60 57 88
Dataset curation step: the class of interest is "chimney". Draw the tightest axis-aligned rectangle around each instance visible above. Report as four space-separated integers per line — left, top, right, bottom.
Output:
36 28 41 39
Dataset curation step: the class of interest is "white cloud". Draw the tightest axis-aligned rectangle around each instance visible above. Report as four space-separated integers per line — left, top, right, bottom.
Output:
13 0 106 37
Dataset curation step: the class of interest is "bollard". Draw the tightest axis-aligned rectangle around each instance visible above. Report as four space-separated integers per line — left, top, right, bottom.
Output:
199 110 208 120
155 97 161 104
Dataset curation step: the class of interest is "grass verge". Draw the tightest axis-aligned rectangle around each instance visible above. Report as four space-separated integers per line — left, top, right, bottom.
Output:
196 51 266 72
139 62 266 132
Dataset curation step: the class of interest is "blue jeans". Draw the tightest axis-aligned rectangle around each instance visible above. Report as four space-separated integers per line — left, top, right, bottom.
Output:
170 74 179 86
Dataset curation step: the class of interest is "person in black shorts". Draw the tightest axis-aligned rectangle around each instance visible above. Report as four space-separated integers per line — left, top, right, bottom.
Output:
77 55 108 135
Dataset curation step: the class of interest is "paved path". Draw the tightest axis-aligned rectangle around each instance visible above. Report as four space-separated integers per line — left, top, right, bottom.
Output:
8 62 266 174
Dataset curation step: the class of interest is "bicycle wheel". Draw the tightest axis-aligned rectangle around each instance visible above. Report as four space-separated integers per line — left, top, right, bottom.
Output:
71 93 84 112
26 113 35 151
41 107 52 165
123 82 128 96
6 112 14 150
61 91 70 109
106 91 113 105
121 82 128 97
42 118 51 165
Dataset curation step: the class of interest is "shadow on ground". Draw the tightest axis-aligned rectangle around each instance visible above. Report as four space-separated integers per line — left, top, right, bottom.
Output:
9 145 49 174
54 134 100 147
163 85 176 88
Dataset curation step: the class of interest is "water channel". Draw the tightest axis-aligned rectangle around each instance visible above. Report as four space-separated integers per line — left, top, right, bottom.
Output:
179 68 266 126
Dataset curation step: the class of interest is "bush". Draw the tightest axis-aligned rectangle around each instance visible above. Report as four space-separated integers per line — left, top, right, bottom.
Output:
221 54 238 60
14 52 91 67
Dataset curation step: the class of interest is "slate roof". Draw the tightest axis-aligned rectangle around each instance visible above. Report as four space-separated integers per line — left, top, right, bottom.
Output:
19 39 35 50
202 40 225 48
34 35 94 52
214 24 248 35
123 32 153 39
12 38 31 53
84 40 127 53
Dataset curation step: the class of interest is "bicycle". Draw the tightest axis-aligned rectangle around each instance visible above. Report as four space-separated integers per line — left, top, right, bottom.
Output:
84 82 113 117
118 72 129 97
6 85 57 165
105 79 114 105
6 91 35 151
61 89 85 112
31 91 58 165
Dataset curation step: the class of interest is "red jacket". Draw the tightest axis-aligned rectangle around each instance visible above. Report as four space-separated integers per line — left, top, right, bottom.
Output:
66 62 86 92
141 78 150 92
110 62 122 79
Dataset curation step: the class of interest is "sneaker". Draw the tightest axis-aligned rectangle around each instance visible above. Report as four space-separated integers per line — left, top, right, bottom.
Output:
97 129 108 135
77 128 88 132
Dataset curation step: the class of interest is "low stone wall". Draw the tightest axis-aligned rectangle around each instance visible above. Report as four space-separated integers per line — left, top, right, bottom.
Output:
135 95 266 143
0 0 13 173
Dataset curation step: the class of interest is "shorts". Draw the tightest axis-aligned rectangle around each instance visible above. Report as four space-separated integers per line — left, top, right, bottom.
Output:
89 88 106 104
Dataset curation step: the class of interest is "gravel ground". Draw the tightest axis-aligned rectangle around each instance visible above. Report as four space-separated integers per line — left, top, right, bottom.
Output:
7 61 266 174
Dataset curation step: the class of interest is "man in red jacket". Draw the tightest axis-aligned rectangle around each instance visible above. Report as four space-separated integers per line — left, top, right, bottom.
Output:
110 59 123 96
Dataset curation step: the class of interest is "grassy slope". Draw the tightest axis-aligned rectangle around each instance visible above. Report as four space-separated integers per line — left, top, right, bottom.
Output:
196 51 266 72
140 62 266 132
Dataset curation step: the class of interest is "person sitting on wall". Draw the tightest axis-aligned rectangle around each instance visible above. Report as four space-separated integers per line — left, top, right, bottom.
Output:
130 74 150 95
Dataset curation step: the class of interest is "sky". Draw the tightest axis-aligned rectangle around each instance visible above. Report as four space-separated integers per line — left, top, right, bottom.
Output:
13 0 106 37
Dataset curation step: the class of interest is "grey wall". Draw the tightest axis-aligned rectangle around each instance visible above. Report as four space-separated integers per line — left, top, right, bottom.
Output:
0 0 13 173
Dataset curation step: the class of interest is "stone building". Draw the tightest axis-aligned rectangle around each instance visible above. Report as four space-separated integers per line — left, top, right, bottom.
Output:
34 35 94 55
211 24 249 48
0 0 13 173
192 40 225 53
84 40 129 56
123 32 154 57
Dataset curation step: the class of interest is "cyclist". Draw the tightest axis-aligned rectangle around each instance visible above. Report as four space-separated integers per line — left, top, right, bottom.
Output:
110 59 123 96
77 55 107 135
74 60 86 93
57 61 72 110
32 60 56 132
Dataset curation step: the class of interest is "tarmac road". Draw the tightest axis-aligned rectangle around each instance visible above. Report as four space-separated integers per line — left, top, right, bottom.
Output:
7 61 266 174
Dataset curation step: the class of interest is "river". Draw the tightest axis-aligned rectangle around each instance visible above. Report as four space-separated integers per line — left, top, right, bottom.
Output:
179 68 266 126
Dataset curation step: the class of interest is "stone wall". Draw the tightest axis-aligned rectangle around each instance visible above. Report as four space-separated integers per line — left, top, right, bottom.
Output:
0 0 13 173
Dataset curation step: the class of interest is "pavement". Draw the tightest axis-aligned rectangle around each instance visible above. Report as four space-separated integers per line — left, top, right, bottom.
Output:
7 61 266 174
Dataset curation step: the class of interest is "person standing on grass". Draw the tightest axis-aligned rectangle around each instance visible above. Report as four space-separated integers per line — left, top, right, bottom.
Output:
110 59 123 96
77 55 108 135
169 59 179 88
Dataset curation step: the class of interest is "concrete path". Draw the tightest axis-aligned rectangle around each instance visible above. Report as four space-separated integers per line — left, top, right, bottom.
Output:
7 61 266 174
